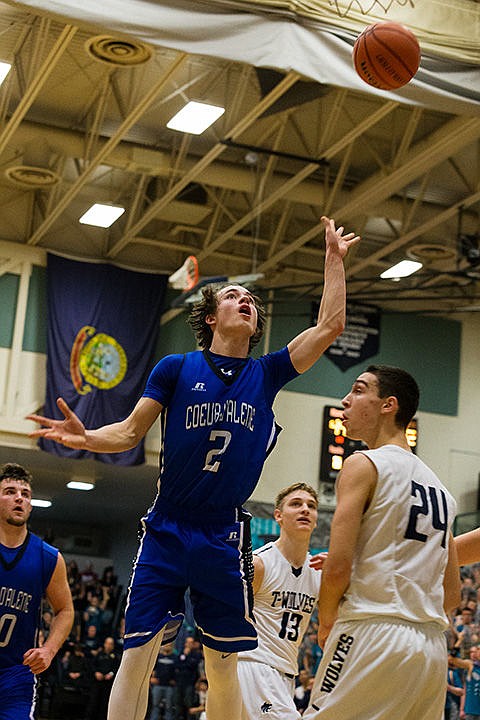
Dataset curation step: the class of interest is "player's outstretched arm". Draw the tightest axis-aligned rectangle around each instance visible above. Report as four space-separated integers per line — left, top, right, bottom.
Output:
455 527 480 567
444 532 462 613
27 395 162 453
23 553 74 675
287 216 360 374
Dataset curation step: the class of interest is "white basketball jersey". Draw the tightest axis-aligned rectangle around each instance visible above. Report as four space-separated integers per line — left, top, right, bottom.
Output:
338 445 457 629
238 541 320 675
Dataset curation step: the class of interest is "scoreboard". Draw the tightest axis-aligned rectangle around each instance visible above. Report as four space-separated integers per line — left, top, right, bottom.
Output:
319 405 418 486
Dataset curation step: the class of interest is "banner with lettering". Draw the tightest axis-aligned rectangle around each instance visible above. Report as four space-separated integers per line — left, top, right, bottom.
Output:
39 253 167 465
313 302 380 372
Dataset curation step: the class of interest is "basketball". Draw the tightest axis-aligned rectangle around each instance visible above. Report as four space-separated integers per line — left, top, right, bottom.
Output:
353 22 421 91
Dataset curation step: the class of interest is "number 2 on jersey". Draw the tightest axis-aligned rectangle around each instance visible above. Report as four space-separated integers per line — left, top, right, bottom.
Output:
203 430 232 472
405 480 448 548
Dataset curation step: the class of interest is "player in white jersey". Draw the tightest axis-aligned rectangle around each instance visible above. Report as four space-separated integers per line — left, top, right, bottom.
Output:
303 365 461 720
238 482 322 720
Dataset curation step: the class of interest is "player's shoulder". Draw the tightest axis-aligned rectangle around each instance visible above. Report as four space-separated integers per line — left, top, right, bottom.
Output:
253 541 276 557
28 532 59 562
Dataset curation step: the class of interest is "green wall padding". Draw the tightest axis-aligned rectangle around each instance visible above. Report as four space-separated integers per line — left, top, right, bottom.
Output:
267 303 460 416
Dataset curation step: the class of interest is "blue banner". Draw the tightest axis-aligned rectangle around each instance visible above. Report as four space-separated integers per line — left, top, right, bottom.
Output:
40 254 167 465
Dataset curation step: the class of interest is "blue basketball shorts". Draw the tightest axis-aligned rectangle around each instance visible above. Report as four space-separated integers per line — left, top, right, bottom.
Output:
123 508 257 653
0 665 36 720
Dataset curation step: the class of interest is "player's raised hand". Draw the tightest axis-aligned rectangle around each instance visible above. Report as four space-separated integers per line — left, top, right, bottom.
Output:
26 397 87 449
321 215 360 259
309 552 328 571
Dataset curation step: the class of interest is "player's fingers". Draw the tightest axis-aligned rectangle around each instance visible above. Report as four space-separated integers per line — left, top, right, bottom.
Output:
347 236 361 247
25 413 51 425
320 215 334 228
56 397 72 417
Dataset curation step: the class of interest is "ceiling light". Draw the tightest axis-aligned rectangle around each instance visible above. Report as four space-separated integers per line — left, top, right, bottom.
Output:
31 498 52 508
67 479 95 491
167 101 225 135
79 203 125 228
0 62 11 86
380 260 423 279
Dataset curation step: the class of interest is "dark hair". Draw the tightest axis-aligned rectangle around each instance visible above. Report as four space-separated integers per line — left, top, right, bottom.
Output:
366 364 419 429
187 283 266 352
275 482 318 510
0 462 33 486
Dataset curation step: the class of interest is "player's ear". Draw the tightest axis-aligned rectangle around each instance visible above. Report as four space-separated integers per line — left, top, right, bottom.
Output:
273 507 282 524
381 395 398 415
205 313 215 326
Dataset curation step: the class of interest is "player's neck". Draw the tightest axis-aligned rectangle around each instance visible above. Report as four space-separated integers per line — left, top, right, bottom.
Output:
0 523 28 548
275 535 309 569
364 425 411 451
209 333 250 358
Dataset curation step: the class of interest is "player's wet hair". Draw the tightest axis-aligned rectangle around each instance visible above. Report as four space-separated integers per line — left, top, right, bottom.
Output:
275 482 318 510
0 462 33 486
188 283 266 352
366 364 419 429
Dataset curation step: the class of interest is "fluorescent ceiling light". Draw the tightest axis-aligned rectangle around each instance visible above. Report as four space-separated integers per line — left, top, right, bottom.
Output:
0 62 11 86
31 498 52 508
380 260 423 279
67 480 95 491
79 203 125 228
167 101 225 135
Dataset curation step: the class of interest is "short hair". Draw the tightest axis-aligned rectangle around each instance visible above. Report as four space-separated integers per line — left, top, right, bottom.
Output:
0 462 33 486
187 283 266 352
366 364 419 429
275 482 318 510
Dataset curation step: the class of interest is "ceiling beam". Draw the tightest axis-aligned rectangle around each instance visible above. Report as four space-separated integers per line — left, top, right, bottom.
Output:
26 52 188 246
106 69 302 259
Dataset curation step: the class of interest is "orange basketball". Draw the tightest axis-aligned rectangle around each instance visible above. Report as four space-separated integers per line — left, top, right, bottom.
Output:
353 22 421 90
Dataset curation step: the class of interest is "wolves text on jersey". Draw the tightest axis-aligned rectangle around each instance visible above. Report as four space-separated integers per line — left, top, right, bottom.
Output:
0 586 32 613
320 633 354 693
270 591 316 614
185 400 255 431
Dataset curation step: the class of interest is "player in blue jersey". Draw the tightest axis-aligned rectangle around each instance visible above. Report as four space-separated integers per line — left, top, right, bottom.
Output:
27 215 359 720
0 462 74 720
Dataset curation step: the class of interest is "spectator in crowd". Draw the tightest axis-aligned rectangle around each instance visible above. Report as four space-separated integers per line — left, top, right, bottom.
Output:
301 629 323 676
174 637 203 720
148 642 177 720
80 560 98 588
445 651 464 720
114 616 126 655
449 644 480 719
85 636 120 720
188 677 208 720
83 623 101 657
61 643 91 691
83 592 105 633
294 669 314 715
453 606 477 658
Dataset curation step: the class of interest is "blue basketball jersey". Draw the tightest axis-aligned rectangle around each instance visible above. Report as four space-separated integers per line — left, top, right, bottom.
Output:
143 347 298 522
0 533 58 669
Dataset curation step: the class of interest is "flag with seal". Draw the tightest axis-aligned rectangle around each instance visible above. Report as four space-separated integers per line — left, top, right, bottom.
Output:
39 253 167 465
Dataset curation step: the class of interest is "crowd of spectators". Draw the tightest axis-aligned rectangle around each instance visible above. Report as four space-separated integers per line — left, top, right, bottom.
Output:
38 559 124 720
